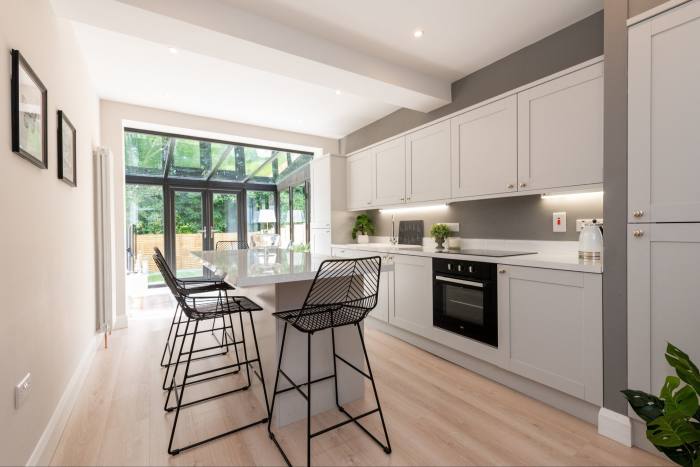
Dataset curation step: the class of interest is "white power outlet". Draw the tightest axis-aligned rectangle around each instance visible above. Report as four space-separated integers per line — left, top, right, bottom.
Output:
15 373 32 409
576 218 604 232
553 212 566 233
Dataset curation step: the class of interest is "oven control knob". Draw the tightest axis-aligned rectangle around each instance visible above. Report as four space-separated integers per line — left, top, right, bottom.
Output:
457 265 462 272
459 325 465 331
447 264 452 271
468 266 474 273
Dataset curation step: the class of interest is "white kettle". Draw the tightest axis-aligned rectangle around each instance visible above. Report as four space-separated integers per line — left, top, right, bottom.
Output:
578 222 603 259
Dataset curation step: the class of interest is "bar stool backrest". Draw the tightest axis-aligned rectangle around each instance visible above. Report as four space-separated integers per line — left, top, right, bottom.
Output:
152 247 186 298
216 240 249 250
299 256 382 322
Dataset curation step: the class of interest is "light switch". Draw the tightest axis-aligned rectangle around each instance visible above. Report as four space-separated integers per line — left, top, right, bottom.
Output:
553 212 566 233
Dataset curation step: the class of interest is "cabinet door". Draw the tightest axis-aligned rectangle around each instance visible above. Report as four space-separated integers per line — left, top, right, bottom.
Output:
405 121 451 203
628 223 700 400
628 2 700 223
451 96 517 198
499 265 602 404
369 269 393 323
310 228 331 256
346 150 373 210
517 63 603 192
310 157 331 228
391 255 432 336
372 137 406 206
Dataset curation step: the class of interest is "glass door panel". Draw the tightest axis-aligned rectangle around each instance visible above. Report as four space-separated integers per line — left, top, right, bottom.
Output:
125 184 164 285
278 190 291 247
173 190 205 278
292 184 308 246
211 192 240 248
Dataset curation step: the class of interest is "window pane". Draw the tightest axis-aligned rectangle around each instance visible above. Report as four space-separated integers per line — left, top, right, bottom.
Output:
125 184 164 285
169 138 231 180
292 184 308 245
124 132 168 176
212 192 239 247
248 151 314 184
211 146 273 182
279 190 290 247
174 191 204 278
247 191 276 244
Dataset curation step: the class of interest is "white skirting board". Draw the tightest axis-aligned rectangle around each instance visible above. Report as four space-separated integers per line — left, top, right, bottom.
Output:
597 407 632 447
113 313 129 330
26 334 101 466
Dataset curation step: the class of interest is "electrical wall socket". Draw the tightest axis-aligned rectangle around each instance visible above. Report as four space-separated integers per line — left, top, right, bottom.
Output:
553 212 566 233
15 373 32 409
576 218 604 232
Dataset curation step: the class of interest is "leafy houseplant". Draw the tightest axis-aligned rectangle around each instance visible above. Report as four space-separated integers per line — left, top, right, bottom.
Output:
430 223 451 250
623 343 700 467
352 214 374 243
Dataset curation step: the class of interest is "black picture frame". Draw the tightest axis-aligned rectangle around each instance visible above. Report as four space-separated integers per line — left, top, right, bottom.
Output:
10 49 48 169
57 110 77 186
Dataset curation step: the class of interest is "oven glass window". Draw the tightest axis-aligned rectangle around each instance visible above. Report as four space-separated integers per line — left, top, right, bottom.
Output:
442 283 484 326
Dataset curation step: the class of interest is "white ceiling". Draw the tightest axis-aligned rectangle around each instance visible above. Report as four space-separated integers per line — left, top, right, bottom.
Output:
58 0 603 139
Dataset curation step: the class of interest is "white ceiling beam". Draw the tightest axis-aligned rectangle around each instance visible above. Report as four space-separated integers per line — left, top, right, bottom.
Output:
51 0 452 112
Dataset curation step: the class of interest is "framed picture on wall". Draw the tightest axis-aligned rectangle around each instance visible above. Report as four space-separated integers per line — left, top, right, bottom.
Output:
10 49 48 168
57 110 77 186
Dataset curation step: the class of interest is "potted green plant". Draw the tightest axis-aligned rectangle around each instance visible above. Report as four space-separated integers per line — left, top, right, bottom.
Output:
430 223 451 250
622 343 700 466
352 214 374 244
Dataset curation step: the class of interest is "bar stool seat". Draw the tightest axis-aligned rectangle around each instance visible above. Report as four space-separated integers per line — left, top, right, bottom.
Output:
273 303 367 333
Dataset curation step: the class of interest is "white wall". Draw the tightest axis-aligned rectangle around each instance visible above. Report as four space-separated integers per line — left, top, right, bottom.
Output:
100 100 339 326
0 1 101 465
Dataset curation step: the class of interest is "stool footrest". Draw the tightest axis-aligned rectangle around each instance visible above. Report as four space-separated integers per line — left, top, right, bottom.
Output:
310 407 379 439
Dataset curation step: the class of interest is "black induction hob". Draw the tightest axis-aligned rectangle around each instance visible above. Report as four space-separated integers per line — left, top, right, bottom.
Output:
443 249 537 257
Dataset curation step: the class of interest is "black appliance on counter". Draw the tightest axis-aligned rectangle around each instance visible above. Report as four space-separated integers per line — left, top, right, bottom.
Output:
433 258 498 347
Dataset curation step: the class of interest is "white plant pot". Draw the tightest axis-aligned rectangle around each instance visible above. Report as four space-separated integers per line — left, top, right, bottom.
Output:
357 234 370 244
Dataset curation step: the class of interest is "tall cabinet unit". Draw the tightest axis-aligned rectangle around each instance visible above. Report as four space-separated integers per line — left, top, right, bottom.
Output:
628 1 700 402
310 155 351 255
346 150 373 210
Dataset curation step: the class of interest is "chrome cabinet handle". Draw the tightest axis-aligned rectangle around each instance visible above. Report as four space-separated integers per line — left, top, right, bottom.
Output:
633 210 645 218
406 196 411 201
633 229 645 237
507 184 514 189
498 268 507 274
519 182 527 188
400 197 405 201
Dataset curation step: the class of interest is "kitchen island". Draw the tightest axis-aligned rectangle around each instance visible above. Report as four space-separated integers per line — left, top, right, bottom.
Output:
192 248 393 427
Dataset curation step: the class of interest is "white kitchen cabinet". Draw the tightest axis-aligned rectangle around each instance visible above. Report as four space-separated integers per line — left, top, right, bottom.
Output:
498 265 602 405
405 121 451 203
310 228 331 256
346 150 373 210
310 157 331 229
451 96 517 198
517 62 603 192
628 223 700 399
391 254 432 337
372 137 406 206
628 1 700 223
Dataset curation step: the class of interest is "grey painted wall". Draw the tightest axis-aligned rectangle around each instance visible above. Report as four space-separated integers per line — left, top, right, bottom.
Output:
365 195 603 242
340 10 603 155
602 0 667 415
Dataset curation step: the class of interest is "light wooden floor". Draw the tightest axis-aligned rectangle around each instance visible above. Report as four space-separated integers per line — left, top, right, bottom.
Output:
51 293 667 466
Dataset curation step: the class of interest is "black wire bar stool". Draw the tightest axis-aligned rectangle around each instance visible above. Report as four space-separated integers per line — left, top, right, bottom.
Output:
154 247 236 391
267 256 392 467
216 240 249 250
154 252 272 455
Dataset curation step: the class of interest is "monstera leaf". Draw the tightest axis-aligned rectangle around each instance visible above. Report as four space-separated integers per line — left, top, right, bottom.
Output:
667 343 700 396
622 389 664 423
647 414 700 447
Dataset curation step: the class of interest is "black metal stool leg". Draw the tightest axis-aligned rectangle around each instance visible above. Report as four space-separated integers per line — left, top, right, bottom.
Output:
162 308 186 390
164 318 191 412
248 311 271 416
237 310 252 389
267 323 292 467
306 332 312 467
331 327 340 408
160 303 180 367
168 320 200 454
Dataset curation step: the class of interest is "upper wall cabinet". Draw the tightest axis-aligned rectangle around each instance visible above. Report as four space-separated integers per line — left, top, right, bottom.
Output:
517 63 603 192
628 1 700 223
451 96 517 198
347 150 373 209
405 121 451 203
372 137 406 206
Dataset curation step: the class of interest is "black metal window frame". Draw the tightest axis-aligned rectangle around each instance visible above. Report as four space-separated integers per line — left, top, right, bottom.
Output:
277 180 311 246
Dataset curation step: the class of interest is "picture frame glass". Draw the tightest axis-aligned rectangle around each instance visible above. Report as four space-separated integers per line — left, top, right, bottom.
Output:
61 115 76 184
18 64 44 161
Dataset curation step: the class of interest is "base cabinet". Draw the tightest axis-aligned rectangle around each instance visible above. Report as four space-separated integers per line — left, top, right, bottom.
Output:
310 228 331 256
498 265 602 405
390 255 432 336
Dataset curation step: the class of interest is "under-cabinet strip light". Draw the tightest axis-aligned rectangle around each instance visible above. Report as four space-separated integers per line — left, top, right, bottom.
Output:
379 204 449 214
541 191 604 201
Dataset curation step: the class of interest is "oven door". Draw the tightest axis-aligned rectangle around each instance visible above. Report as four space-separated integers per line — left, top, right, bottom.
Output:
433 274 498 347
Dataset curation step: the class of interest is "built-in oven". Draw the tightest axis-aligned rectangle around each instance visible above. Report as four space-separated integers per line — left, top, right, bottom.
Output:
432 258 498 347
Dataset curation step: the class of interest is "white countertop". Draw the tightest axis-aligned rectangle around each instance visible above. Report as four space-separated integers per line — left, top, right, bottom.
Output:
192 249 395 287
331 243 603 274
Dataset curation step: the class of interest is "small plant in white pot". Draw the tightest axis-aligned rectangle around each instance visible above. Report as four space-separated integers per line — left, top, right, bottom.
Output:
352 214 374 244
430 223 451 250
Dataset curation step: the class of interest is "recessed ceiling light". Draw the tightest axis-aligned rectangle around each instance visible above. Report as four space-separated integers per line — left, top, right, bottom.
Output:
168 47 178 54
335 89 342 95
413 29 424 38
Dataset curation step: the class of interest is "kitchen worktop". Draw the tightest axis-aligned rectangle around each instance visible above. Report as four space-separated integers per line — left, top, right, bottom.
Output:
331 240 603 274
192 248 395 287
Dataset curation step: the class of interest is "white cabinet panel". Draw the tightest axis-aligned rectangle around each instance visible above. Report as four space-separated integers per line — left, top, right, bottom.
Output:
310 157 331 228
391 254 432 337
499 265 602 404
628 223 700 398
405 121 451 203
517 63 603 192
347 150 373 210
372 137 406 206
310 228 331 256
451 96 517 198
628 2 700 222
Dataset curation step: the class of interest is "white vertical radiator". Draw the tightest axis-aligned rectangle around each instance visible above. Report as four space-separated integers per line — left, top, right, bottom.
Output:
94 147 115 346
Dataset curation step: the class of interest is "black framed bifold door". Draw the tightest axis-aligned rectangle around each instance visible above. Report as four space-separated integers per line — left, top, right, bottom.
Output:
167 188 243 279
